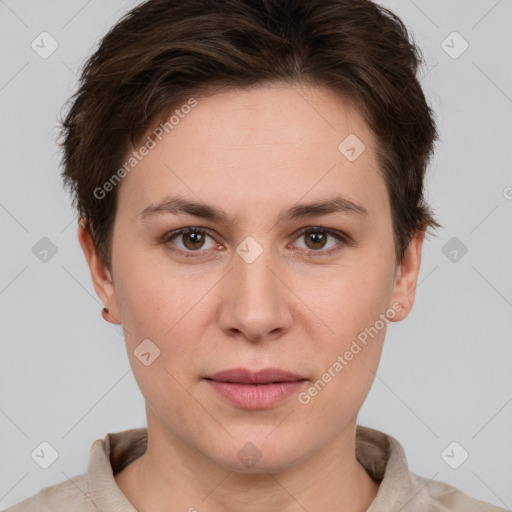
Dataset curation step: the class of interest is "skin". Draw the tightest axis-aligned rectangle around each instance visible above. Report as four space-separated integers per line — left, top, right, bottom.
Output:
79 82 424 512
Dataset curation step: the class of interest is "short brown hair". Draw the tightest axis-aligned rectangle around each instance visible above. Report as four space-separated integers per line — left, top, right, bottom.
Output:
59 0 441 271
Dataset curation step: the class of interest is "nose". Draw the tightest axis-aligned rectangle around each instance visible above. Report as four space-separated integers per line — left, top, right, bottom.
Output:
216 242 294 343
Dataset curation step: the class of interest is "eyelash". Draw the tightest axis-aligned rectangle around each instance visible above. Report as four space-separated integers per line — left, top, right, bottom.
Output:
162 226 349 259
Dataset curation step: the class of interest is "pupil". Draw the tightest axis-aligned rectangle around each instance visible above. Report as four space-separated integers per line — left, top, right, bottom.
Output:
186 232 203 249
308 232 325 249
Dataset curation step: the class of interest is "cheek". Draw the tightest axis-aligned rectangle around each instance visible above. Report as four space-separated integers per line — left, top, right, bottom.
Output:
112 248 215 397
113 246 197 339
306 261 393 338
299 317 387 426
299 260 393 400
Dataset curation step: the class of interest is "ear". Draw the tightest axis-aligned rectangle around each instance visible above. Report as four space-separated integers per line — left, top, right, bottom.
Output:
388 229 426 322
77 219 120 324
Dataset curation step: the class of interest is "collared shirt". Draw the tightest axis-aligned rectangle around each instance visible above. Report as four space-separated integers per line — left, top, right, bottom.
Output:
6 425 506 511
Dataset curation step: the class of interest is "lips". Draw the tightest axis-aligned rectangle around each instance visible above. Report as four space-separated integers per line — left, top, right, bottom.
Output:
204 368 308 408
205 368 305 384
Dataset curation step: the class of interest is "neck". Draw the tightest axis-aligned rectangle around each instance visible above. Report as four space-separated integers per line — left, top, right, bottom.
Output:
115 411 379 512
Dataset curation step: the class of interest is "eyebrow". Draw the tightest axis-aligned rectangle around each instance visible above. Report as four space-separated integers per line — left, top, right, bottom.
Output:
138 194 368 226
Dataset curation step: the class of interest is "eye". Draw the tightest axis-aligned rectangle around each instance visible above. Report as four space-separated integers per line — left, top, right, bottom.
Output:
290 227 348 256
163 227 219 257
162 226 349 258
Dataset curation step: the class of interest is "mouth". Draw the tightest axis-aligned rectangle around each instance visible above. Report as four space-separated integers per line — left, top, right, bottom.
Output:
204 368 308 409
205 367 306 384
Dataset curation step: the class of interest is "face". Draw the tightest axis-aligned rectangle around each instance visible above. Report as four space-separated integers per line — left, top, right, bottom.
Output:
80 82 423 473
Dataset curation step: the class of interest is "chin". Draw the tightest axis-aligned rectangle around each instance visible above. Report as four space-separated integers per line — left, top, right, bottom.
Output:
201 432 310 474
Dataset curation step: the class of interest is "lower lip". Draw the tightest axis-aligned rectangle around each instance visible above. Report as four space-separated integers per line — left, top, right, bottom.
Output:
205 379 307 409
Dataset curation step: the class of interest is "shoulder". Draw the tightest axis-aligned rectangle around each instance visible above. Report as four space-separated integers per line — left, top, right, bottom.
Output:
5 473 97 512
413 473 508 512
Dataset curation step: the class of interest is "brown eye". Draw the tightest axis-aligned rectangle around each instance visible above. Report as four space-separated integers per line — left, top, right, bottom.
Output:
292 227 348 256
165 228 217 255
181 231 206 250
303 231 328 250
163 226 348 259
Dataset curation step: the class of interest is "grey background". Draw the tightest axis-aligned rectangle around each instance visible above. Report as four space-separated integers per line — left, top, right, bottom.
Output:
1 0 511 509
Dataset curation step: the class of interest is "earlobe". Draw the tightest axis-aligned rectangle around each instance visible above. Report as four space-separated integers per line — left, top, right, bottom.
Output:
77 219 120 324
388 229 426 322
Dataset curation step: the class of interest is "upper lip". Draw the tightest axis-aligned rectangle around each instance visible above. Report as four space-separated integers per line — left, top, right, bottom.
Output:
205 368 306 384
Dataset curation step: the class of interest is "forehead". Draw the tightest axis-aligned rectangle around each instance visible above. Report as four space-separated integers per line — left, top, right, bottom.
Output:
117 83 389 226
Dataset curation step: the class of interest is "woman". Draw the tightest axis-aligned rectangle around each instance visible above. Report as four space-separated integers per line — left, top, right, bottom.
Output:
7 0 506 510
